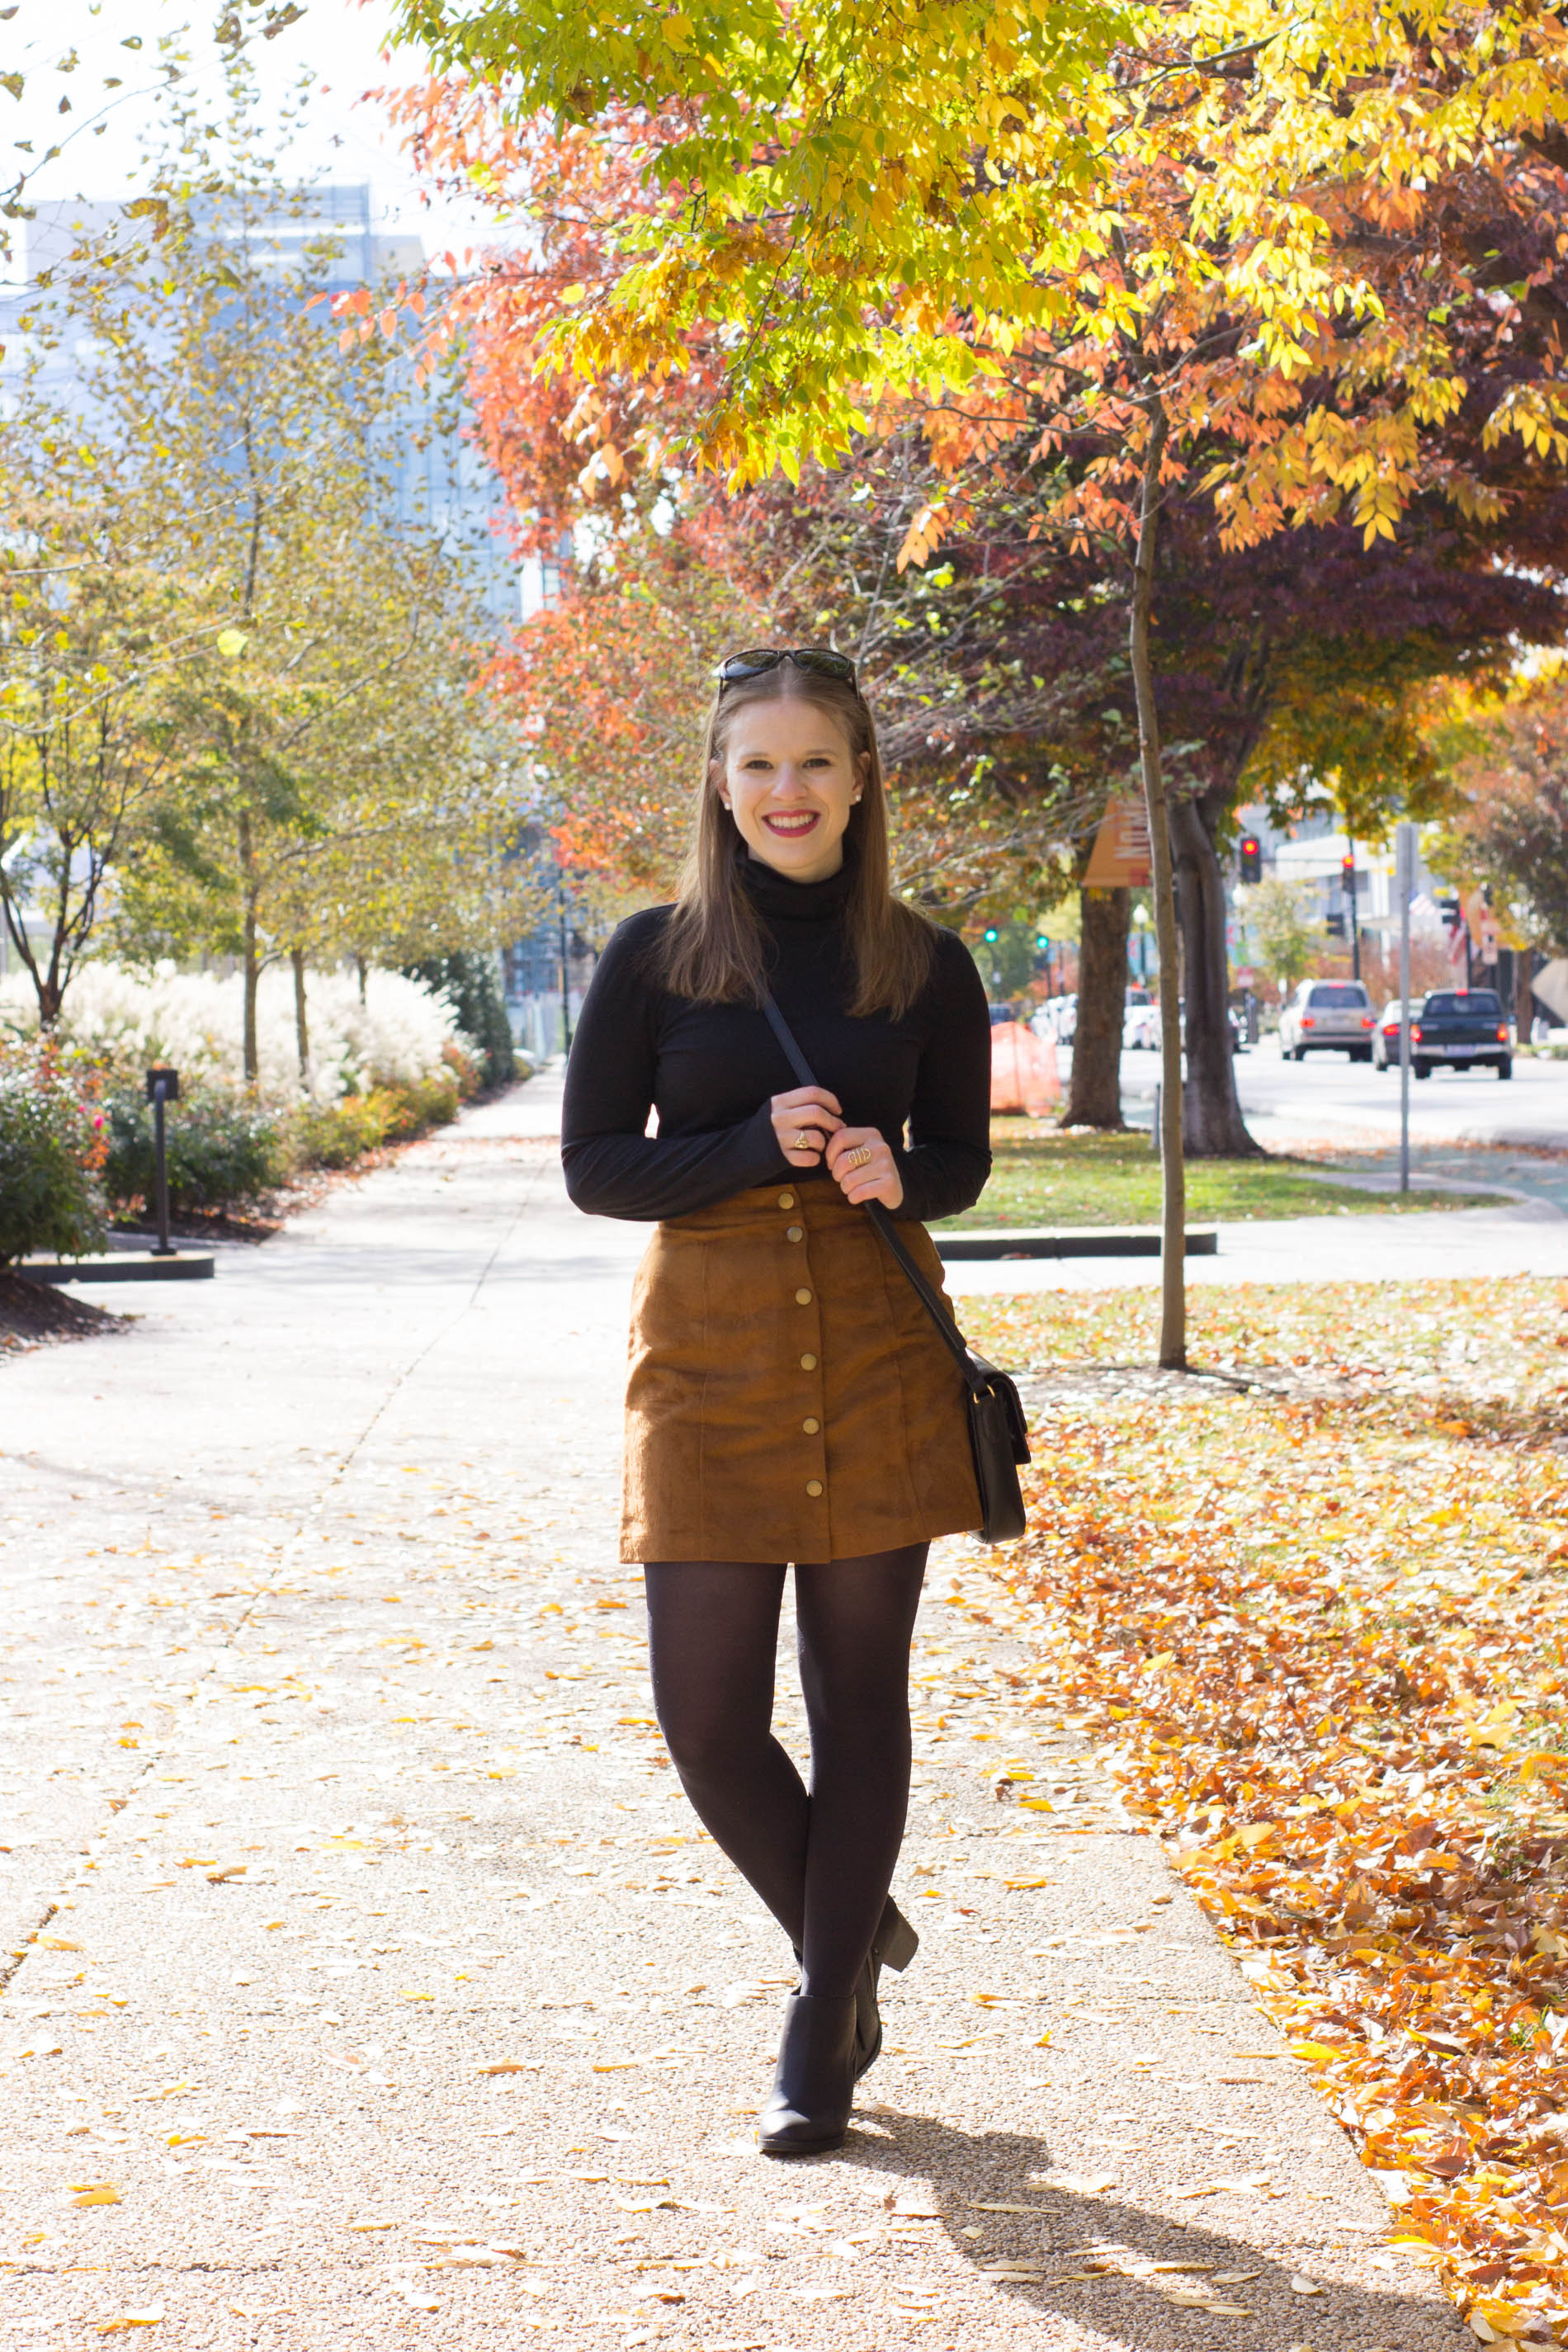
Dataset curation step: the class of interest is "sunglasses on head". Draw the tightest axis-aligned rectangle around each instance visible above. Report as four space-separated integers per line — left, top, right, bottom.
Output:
716 646 859 691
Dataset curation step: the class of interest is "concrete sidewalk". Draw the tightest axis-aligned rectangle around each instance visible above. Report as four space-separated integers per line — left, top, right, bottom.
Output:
0 1082 1463 2350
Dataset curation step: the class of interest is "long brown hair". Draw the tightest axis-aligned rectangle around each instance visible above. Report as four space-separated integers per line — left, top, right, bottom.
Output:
657 664 937 1018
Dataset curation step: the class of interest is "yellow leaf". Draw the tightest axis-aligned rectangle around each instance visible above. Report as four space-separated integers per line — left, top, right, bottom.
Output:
71 2186 121 2207
96 2312 163 2333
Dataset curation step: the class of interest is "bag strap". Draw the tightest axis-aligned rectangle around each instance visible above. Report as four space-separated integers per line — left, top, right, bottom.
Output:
759 989 985 1396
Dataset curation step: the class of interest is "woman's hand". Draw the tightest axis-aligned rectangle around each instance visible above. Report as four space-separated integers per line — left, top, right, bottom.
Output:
770 1084 843 1168
825 1124 904 1211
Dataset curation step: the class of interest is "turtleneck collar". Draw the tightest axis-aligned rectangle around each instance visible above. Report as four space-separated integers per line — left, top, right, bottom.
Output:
739 848 855 923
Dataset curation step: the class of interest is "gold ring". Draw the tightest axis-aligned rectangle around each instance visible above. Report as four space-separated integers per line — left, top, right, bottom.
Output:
791 1131 815 1151
845 1145 873 1170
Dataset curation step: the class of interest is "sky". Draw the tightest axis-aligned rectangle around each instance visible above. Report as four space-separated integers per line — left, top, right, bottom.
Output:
2 0 502 279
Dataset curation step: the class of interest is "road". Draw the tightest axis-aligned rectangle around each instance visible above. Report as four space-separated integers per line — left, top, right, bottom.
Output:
0 1077 1462 2352
1116 1035 1568 1153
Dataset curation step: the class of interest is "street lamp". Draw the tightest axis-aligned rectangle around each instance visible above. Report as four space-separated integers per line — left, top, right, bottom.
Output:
144 1067 180 1257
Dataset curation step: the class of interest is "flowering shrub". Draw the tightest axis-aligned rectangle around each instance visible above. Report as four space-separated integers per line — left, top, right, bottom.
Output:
0 1046 108 1265
0 966 482 1219
0 963 464 1103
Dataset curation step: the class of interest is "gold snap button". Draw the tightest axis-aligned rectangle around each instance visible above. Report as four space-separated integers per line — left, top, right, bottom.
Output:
803 1416 820 1435
800 1353 818 1371
795 1287 812 1306
777 1191 796 1209
805 1479 824 1498
786 1225 804 1242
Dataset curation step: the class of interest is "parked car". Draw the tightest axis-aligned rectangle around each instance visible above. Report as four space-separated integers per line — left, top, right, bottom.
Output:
1122 999 1242 1053
1407 987 1512 1080
1278 978 1376 1061
1372 999 1416 1070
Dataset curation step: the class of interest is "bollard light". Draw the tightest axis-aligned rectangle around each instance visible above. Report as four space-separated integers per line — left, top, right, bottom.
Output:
144 1066 181 1258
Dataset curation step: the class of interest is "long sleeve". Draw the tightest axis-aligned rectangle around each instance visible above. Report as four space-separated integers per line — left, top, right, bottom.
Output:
561 915 790 1221
891 931 993 1223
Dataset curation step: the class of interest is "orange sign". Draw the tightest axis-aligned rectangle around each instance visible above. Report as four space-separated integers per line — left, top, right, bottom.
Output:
1084 798 1152 888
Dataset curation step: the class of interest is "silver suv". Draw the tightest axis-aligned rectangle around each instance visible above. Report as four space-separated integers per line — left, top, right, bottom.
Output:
1278 978 1375 1062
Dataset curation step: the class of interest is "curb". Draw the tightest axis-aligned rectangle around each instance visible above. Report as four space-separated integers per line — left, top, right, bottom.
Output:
935 1226 1219 1261
17 1253 216 1285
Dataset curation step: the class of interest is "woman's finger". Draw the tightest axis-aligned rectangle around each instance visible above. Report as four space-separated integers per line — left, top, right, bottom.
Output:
776 1107 843 1144
775 1084 843 1116
824 1126 877 1173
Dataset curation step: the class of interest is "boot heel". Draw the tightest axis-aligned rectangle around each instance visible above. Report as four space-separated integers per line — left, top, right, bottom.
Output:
879 1910 919 1972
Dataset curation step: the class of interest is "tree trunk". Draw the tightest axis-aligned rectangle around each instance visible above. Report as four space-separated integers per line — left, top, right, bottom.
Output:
1168 789 1259 1157
1127 398 1186 1371
291 947 309 1084
1064 886 1130 1128
239 808 260 1089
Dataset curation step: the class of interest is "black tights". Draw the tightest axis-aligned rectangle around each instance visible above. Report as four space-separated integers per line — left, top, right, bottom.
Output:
644 1547 927 1999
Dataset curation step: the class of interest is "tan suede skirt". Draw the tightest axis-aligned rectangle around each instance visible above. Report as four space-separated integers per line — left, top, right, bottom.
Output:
621 1178 982 1565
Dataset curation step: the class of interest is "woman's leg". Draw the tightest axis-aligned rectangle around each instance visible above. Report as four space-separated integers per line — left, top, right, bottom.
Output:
793 1543 928 1996
644 1561 810 1946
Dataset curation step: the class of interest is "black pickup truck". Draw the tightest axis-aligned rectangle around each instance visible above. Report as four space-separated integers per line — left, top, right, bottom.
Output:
1410 988 1512 1080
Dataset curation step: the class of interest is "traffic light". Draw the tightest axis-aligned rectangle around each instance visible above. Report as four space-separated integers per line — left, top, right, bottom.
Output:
1238 834 1262 885
1035 933 1050 952
1341 854 1357 895
983 927 999 943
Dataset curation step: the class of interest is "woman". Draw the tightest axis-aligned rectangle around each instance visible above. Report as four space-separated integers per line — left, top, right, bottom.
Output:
562 646 991 2155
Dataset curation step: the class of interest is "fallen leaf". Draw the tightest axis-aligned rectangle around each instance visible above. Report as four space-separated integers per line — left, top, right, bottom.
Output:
71 2186 120 2208
1290 2274 1325 2296
96 2312 162 2334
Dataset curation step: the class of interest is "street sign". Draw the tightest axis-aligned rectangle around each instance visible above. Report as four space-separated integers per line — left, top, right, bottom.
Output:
1084 798 1152 887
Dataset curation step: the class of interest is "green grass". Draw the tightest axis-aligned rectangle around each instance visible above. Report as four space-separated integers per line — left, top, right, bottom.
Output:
934 1122 1500 1230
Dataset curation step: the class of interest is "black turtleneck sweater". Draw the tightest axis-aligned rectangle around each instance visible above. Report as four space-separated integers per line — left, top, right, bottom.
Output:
560 857 991 1225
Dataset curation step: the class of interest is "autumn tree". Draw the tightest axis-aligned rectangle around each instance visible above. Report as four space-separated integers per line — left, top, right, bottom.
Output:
395 0 1568 1364
0 458 213 1028
29 68 536 1083
1441 678 1568 959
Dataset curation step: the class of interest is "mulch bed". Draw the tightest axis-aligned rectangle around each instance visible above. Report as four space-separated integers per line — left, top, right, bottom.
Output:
0 1270 129 1355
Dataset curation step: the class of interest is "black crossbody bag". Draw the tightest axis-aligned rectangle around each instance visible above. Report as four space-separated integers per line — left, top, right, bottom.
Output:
760 991 1031 1544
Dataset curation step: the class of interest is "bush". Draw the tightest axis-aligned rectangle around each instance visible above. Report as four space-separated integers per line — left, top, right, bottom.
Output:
0 961 465 1103
0 1049 109 1265
402 952 517 1090
290 1073 463 1170
103 1089 286 1216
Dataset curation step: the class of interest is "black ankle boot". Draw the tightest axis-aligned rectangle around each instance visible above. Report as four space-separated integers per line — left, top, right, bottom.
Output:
853 1897 920 2080
758 1994 859 2156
